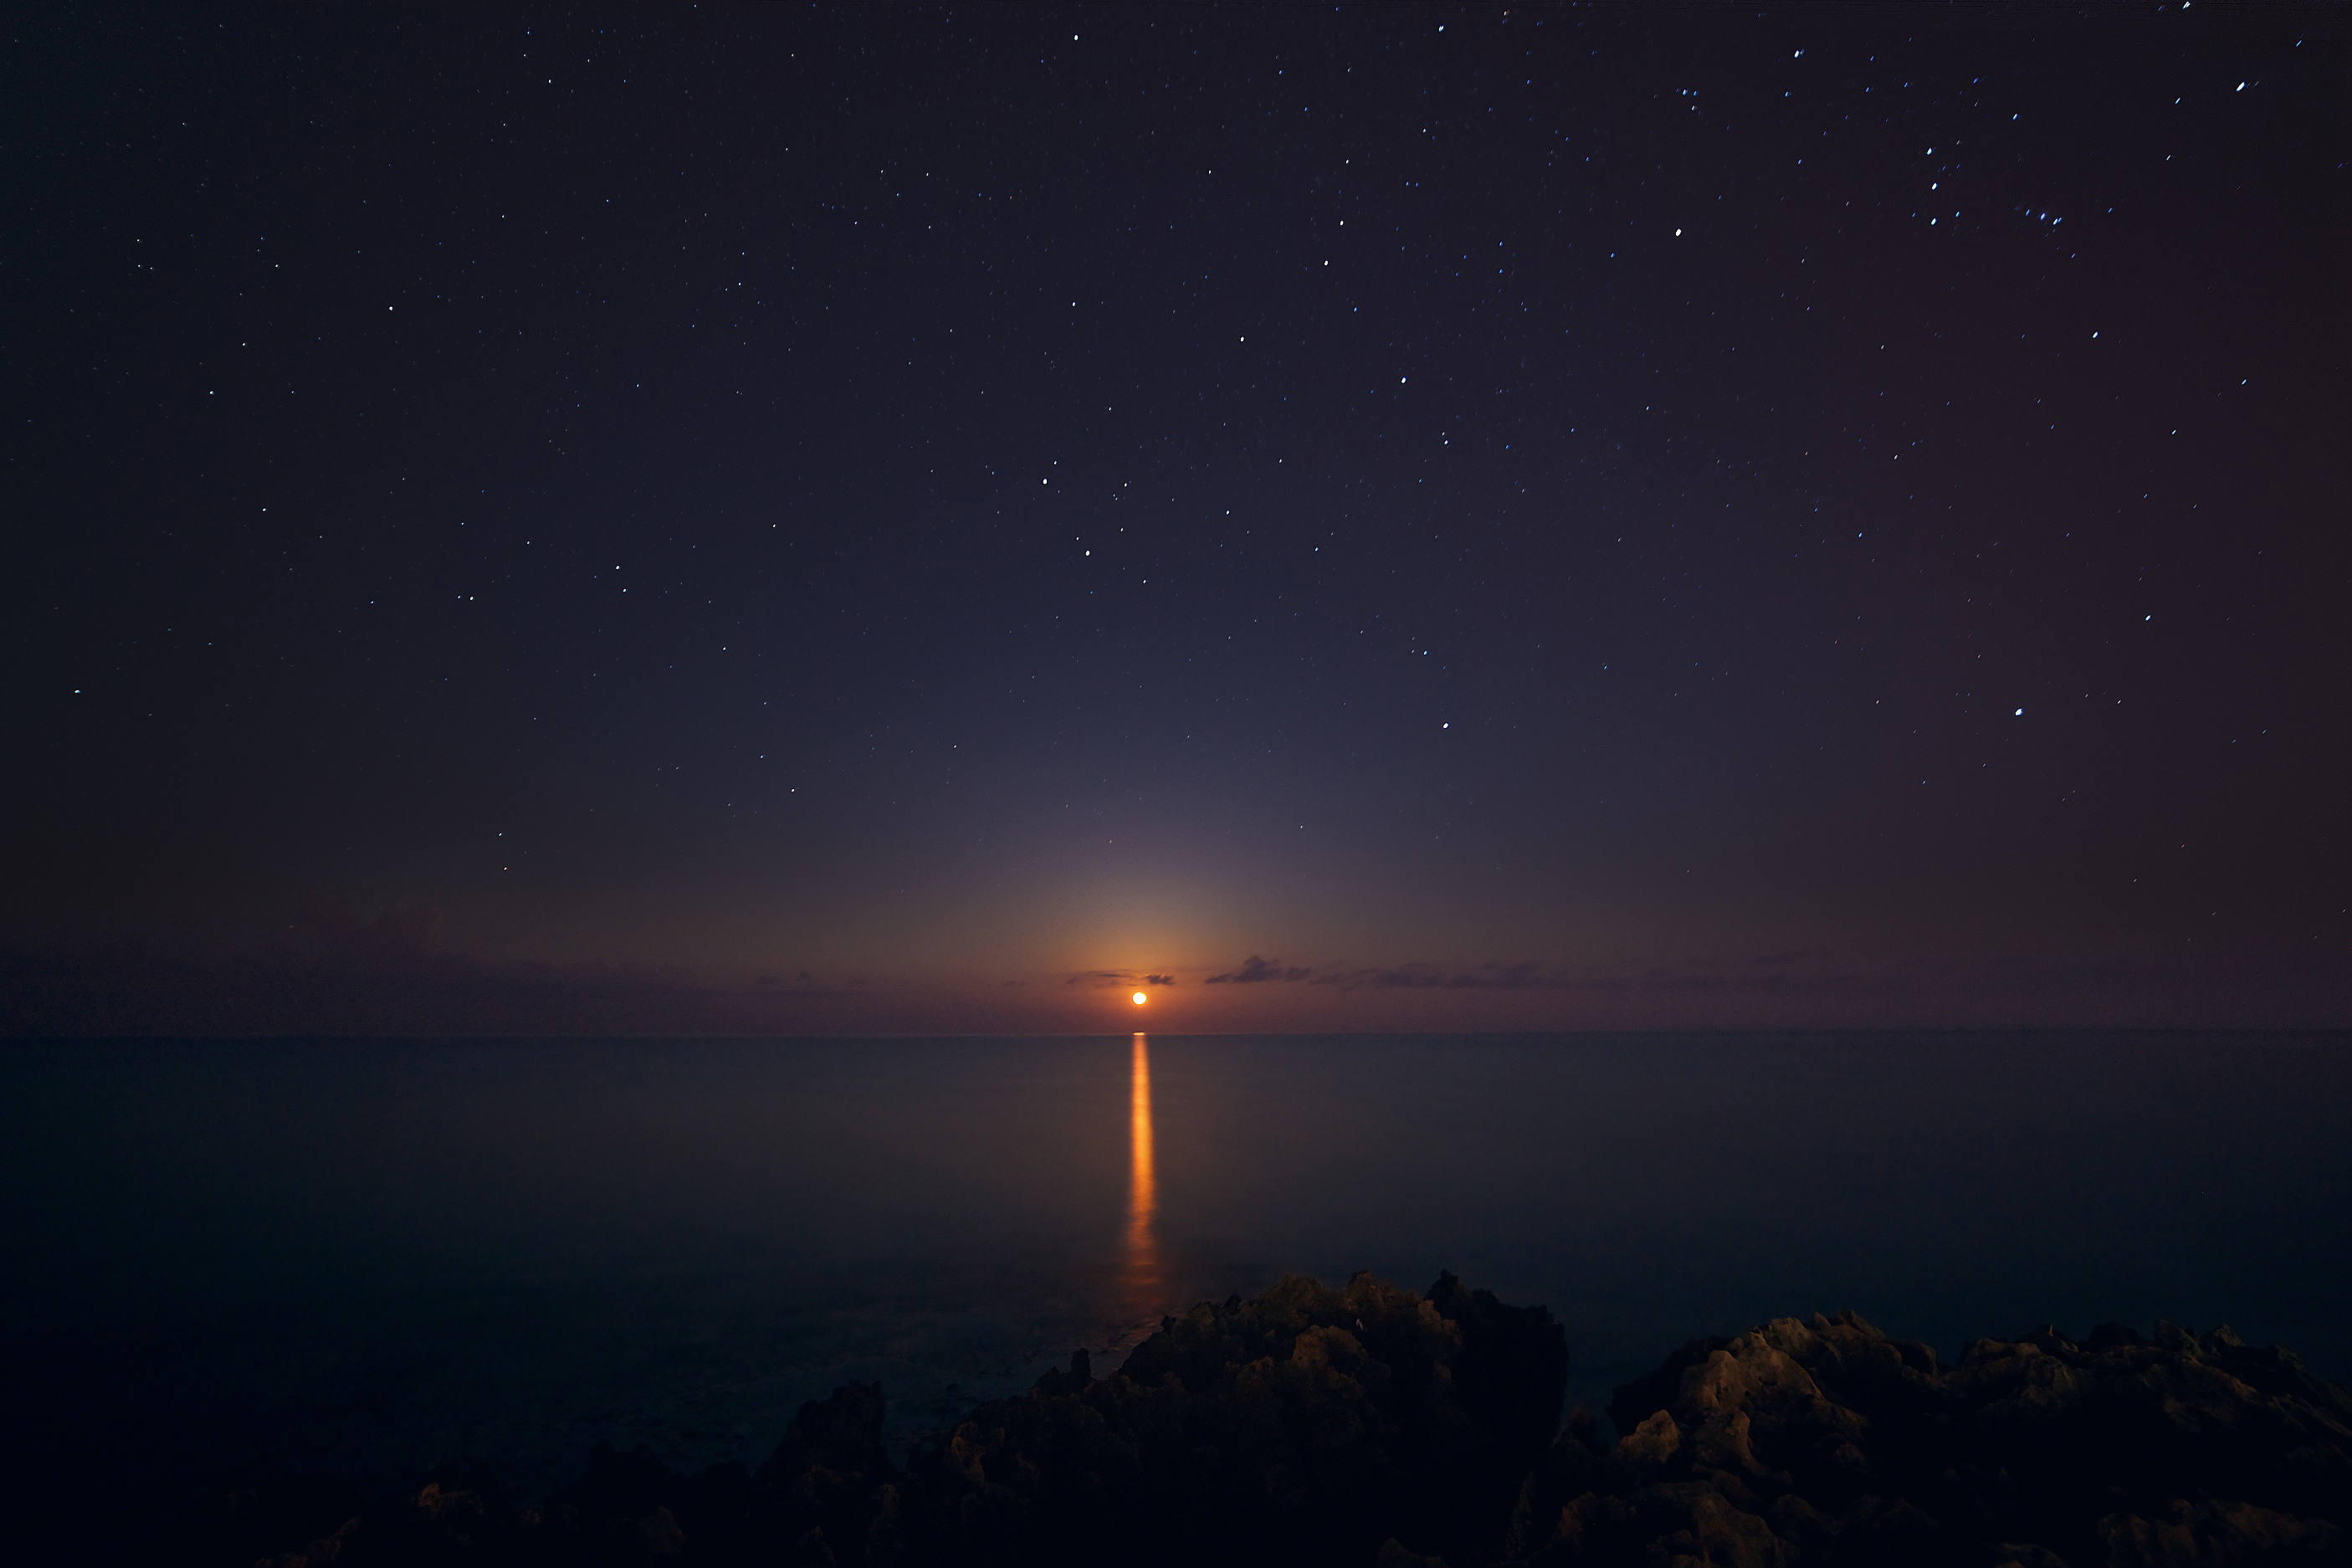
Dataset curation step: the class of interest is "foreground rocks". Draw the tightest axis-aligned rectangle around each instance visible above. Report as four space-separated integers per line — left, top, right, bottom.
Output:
164 1277 2350 1566
1506 1312 2352 1567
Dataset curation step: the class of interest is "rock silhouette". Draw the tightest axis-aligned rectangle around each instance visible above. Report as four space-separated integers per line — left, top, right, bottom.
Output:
161 1277 2349 1566
904 1269 1565 1566
1513 1311 2352 1566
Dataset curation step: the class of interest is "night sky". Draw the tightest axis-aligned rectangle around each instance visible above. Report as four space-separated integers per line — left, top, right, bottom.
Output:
6 3 2344 1034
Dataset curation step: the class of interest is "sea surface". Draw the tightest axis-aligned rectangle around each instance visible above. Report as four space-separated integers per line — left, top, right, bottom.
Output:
6 1032 2349 1548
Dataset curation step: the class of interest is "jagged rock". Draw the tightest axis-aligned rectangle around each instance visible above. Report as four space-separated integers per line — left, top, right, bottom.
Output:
757 1381 894 1488
204 1281 2350 1568
735 1381 899 1563
904 1269 1566 1565
1514 1311 2352 1567
2099 1498 2344 1565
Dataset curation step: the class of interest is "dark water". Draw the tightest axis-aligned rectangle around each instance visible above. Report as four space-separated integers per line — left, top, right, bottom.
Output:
6 1033 2349 1544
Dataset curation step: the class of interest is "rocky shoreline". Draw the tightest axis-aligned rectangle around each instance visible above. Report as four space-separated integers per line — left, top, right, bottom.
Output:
160 1272 2351 1565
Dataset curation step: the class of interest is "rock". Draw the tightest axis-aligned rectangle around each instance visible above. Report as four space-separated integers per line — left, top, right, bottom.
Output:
902 1269 1568 1565
208 1279 2351 1568
1612 1409 1682 1476
1986 1546 2073 1568
1510 1311 2352 1567
736 1381 899 1564
757 1380 895 1488
2099 1498 2345 1565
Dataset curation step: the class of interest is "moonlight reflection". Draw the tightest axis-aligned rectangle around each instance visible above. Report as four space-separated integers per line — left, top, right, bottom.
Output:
1124 1032 1161 1314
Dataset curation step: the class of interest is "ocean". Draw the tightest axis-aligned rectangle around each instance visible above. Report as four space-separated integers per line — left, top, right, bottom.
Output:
5 1031 2348 1553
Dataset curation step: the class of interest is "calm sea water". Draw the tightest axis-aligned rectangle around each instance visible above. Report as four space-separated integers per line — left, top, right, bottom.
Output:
6 1033 2349 1545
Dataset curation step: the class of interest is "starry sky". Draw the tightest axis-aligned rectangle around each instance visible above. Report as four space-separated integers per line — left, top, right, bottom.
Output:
4 3 2344 1034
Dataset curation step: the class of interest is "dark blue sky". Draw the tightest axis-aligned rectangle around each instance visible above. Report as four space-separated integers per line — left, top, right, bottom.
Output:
5 3 2344 1032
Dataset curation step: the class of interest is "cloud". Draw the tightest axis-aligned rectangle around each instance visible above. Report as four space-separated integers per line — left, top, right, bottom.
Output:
1203 954 1626 989
1206 955 1312 984
1206 955 1839 994
1309 960 1572 991
1064 970 1177 989
1306 959 1823 992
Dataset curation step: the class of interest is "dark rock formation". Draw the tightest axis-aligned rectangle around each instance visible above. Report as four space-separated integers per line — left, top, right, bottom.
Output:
1509 1311 2352 1566
170 1281 2352 1567
904 1269 1565 1566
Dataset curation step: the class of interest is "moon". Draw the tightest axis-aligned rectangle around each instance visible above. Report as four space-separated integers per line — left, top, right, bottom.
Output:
1132 991 1148 1005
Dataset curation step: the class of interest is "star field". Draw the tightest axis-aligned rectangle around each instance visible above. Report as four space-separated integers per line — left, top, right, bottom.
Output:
3 3 2343 1032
